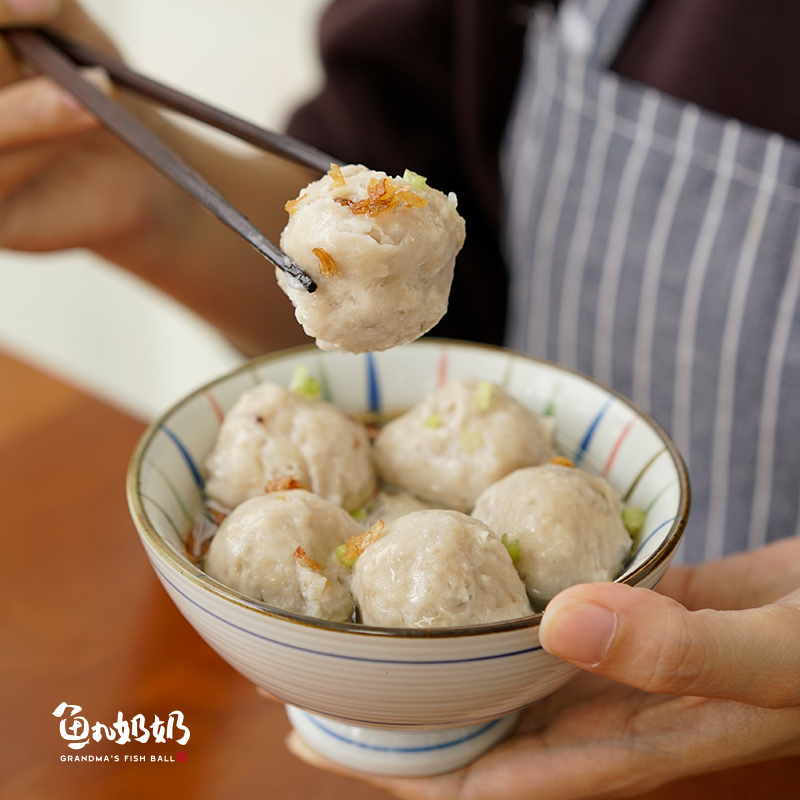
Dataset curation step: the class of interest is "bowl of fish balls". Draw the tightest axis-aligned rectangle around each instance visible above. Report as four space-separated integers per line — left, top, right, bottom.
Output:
127 339 689 776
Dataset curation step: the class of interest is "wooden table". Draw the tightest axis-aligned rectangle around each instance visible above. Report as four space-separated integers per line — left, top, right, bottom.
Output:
1 348 797 800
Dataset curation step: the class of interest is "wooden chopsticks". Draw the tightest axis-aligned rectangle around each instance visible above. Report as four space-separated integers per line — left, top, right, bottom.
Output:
6 29 337 292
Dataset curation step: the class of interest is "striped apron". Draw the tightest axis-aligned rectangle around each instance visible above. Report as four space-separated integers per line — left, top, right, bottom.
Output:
502 0 800 564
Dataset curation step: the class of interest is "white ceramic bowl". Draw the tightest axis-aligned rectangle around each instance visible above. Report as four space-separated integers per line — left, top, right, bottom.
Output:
127 340 690 776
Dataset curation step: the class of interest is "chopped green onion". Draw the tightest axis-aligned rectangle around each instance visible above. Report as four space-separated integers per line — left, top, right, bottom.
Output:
474 380 493 411
501 533 520 562
350 495 380 523
459 429 483 452
335 543 358 567
622 506 646 536
423 413 442 428
402 169 427 189
289 365 321 400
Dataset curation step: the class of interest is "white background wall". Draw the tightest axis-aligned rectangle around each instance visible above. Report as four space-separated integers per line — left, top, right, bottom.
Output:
0 0 329 419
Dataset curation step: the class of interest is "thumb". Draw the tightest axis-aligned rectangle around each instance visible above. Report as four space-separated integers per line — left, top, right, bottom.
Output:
1 0 61 26
0 0 122 55
52 1 119 50
539 582 800 708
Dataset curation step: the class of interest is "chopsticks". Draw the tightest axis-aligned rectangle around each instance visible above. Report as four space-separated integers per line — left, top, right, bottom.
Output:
6 28 337 293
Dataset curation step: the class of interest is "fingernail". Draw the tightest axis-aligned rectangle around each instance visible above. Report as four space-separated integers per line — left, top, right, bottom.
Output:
7 0 61 17
540 599 617 666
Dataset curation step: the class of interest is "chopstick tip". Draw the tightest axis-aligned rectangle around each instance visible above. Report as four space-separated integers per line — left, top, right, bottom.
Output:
282 255 317 293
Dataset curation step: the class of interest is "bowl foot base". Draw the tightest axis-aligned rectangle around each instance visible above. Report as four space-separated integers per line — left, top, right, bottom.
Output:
285 706 520 777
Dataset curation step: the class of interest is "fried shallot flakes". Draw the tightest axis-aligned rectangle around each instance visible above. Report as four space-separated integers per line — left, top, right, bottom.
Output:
278 164 466 353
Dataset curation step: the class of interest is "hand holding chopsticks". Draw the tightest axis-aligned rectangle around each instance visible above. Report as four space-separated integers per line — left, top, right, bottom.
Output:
5 28 340 293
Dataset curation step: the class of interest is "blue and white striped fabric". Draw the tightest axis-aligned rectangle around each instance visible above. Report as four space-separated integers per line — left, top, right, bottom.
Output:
502 0 800 563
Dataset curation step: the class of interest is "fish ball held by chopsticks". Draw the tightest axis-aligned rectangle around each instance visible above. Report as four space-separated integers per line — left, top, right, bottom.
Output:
278 164 466 353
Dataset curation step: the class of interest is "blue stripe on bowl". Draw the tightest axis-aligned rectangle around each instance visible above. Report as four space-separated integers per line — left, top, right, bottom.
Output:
365 352 381 413
300 711 503 753
159 424 204 490
152 564 542 666
573 395 613 466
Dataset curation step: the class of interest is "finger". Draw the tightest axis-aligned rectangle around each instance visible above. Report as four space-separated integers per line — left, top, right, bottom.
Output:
0 139 151 251
539 581 800 708
0 137 72 196
0 70 107 148
1 0 119 78
37 0 119 53
0 0 64 85
1 0 112 48
254 687 284 704
0 34 21 87
0 146 102 250
657 537 800 611
0 0 61 26
513 672 638 736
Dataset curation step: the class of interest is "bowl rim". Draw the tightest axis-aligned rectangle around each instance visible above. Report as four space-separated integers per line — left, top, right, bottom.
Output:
126 338 691 639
